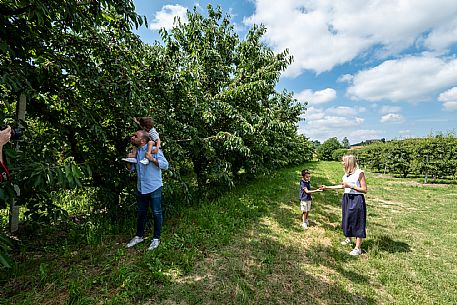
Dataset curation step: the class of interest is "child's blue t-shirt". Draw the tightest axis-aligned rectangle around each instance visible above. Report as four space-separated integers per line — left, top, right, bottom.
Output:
300 179 312 201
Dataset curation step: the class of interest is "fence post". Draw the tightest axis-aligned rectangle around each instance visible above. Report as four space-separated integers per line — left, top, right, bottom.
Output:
9 93 26 233
424 155 428 184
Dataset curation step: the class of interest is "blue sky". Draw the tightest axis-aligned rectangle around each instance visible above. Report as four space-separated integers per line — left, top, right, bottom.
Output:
132 0 457 145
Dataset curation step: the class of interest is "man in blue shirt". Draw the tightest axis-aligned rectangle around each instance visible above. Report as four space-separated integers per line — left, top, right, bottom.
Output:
125 130 169 250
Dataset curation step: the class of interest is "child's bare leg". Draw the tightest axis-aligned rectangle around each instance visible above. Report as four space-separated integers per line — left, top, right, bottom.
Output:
151 138 160 154
145 140 154 160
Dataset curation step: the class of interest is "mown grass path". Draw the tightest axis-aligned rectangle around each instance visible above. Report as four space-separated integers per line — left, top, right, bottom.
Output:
1 161 456 304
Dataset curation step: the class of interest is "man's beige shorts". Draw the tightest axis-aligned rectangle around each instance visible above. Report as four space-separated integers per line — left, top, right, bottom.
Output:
300 200 312 212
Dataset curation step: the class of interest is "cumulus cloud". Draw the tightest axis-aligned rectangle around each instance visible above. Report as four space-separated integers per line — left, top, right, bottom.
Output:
295 88 336 105
245 0 457 76
350 130 382 141
380 106 402 114
438 87 457 111
149 5 188 30
300 106 369 143
327 106 366 116
380 113 404 123
338 74 354 83
423 18 457 51
346 56 457 102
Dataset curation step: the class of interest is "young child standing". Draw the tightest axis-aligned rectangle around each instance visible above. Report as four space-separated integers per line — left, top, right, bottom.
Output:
122 117 161 164
300 169 322 229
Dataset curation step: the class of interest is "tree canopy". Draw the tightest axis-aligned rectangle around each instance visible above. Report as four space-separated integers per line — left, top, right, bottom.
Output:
1 2 312 224
316 137 342 161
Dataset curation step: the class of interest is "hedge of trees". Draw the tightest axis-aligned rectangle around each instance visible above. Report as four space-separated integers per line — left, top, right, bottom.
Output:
1 2 313 224
351 136 457 179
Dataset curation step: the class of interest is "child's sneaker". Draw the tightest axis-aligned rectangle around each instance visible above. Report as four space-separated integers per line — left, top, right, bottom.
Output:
349 248 362 256
340 238 353 245
139 158 150 165
302 222 308 229
121 157 137 163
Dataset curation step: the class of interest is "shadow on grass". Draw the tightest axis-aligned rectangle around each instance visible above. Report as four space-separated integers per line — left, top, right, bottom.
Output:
0 163 377 304
364 235 411 254
150 216 376 305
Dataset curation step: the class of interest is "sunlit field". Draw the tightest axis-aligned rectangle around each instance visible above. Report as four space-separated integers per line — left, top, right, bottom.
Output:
1 161 456 304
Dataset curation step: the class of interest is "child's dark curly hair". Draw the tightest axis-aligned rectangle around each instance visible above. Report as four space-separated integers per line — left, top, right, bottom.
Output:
136 117 154 130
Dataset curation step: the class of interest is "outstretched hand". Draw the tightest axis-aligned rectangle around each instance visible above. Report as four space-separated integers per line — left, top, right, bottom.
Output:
342 182 353 189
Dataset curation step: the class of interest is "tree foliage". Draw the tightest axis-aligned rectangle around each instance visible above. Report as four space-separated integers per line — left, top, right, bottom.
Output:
353 136 457 179
341 137 350 148
316 137 342 161
1 1 313 237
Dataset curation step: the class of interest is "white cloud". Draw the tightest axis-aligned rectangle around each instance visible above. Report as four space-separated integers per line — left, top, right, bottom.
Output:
380 113 404 123
438 87 457 111
423 18 457 51
245 0 457 76
295 88 336 105
149 5 188 30
347 56 457 102
380 106 402 114
349 130 382 141
327 106 366 116
300 106 367 143
338 74 353 83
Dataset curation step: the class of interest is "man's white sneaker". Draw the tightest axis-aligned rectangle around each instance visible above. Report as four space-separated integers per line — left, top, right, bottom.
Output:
302 222 308 229
126 236 143 248
340 238 353 245
122 157 137 163
349 248 362 256
139 158 150 165
148 239 160 250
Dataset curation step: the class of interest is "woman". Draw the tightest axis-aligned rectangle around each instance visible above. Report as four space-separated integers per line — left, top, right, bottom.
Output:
321 154 367 256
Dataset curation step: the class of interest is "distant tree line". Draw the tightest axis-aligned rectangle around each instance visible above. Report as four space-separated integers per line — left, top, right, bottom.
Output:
353 136 457 179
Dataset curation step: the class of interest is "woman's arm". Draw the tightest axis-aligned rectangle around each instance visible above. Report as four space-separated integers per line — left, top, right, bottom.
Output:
320 183 344 190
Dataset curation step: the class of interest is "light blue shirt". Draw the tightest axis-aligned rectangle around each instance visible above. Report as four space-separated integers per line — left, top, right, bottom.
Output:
131 144 168 194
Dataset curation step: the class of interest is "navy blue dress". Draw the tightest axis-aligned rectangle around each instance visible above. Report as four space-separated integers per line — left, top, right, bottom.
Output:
341 169 366 238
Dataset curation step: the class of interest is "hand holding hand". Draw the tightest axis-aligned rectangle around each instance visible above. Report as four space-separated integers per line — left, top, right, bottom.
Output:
319 185 326 191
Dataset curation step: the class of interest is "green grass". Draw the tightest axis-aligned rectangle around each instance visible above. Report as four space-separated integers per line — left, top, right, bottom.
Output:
1 161 456 304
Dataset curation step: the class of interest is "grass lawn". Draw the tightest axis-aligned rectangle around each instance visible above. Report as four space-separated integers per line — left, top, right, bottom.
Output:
1 161 456 304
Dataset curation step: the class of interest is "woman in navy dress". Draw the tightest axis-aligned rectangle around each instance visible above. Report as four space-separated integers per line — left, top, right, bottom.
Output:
321 155 367 256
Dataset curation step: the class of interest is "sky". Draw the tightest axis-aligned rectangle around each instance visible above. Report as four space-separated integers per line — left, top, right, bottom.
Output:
132 0 457 145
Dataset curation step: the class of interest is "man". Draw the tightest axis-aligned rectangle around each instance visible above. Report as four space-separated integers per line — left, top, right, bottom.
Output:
125 130 168 250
